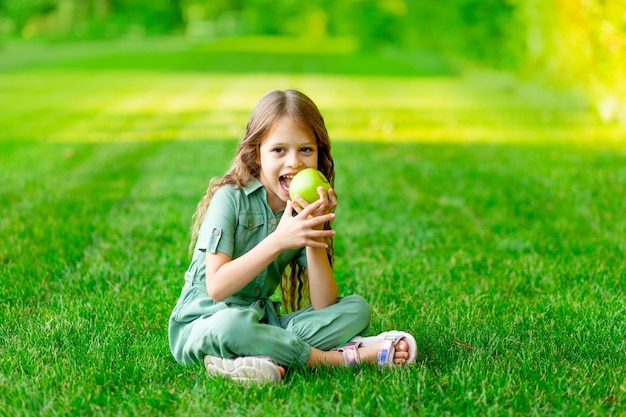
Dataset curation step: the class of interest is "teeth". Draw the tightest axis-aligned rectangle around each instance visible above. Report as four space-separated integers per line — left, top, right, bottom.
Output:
280 175 293 191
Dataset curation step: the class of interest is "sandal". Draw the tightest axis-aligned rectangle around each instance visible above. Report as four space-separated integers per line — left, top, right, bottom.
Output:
204 355 282 384
333 330 417 368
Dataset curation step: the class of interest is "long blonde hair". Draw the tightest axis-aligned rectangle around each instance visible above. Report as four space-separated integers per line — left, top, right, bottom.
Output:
190 89 335 312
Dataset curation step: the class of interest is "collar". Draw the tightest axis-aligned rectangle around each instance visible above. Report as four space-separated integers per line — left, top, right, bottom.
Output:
242 178 285 216
242 178 264 195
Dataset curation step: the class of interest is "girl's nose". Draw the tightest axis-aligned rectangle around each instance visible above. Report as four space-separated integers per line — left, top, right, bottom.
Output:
289 157 303 169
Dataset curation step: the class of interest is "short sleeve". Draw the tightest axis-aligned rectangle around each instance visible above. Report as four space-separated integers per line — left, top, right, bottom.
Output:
196 186 237 257
206 227 223 253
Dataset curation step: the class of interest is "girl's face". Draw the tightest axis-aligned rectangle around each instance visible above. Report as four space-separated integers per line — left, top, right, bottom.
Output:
258 117 318 213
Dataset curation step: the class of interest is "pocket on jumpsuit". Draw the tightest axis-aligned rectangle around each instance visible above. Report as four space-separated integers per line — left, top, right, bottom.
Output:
172 285 226 324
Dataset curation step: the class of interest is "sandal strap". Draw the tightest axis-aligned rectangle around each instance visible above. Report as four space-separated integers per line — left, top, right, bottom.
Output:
334 343 361 366
377 335 397 368
344 330 418 368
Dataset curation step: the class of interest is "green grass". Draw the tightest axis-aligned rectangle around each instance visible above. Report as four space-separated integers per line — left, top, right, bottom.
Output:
1 36 625 416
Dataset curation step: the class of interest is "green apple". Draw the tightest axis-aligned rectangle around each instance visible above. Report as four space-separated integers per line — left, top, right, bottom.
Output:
289 168 331 205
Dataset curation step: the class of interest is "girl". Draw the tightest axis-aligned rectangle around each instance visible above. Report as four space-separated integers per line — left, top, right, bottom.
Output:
168 89 417 383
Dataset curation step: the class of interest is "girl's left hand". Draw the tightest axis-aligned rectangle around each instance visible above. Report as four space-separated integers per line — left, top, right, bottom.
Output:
291 187 338 219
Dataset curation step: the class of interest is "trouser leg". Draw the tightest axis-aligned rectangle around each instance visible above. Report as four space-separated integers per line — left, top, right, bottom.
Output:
279 295 371 351
173 306 311 366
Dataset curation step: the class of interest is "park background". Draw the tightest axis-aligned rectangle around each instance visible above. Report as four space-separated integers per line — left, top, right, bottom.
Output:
1 0 625 121
1 1 625 416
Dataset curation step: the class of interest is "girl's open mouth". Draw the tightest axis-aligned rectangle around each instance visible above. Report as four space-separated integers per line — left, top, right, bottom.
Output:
279 175 293 191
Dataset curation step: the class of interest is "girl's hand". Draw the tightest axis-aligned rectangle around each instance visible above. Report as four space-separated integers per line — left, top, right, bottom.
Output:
273 199 336 249
291 187 338 220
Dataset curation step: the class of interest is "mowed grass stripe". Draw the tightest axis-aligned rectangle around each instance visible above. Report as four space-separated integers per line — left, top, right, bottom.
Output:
0 139 201 415
4 68 621 146
1 141 166 302
333 141 625 415
332 141 625 379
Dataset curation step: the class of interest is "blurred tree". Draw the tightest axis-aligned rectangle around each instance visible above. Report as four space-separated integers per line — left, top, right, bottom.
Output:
456 0 521 67
0 0 182 38
1 0 623 121
334 0 400 49
110 0 182 34
181 0 243 39
512 0 626 123
391 0 521 67
0 0 56 36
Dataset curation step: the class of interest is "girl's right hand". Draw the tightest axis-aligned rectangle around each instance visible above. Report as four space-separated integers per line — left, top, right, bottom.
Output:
273 199 336 249
291 187 338 218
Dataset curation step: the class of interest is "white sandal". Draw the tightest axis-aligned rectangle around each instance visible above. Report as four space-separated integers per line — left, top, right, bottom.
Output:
204 355 282 384
333 330 418 368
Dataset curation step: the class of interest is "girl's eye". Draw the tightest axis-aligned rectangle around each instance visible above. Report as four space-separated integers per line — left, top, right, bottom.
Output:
301 147 314 153
273 148 285 153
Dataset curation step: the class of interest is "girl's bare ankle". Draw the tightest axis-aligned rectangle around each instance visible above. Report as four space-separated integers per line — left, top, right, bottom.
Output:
357 344 378 363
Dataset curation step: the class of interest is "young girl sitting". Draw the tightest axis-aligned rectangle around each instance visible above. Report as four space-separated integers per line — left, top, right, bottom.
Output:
168 89 417 383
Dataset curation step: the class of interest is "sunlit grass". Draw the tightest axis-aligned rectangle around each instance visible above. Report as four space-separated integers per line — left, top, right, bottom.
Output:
2 37 622 147
1 71 622 146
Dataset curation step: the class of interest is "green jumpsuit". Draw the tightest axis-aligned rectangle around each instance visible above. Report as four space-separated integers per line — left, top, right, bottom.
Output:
168 179 370 366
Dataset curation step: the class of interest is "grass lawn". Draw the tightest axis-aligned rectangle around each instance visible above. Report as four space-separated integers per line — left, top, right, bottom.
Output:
1 36 625 416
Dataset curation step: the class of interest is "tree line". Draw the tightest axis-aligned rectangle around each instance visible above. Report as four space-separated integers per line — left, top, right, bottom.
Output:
1 0 624 121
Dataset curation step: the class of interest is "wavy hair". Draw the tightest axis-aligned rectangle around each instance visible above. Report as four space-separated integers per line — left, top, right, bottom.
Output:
189 89 335 312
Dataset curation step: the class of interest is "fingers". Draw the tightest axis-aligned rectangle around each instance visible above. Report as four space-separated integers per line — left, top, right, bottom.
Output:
317 186 328 204
282 198 335 224
291 187 338 215
315 186 338 212
304 237 332 249
283 199 293 214
278 200 335 249
282 200 296 217
299 197 332 218
302 209 336 228
290 195 306 213
300 214 336 238
327 188 338 210
290 227 335 249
